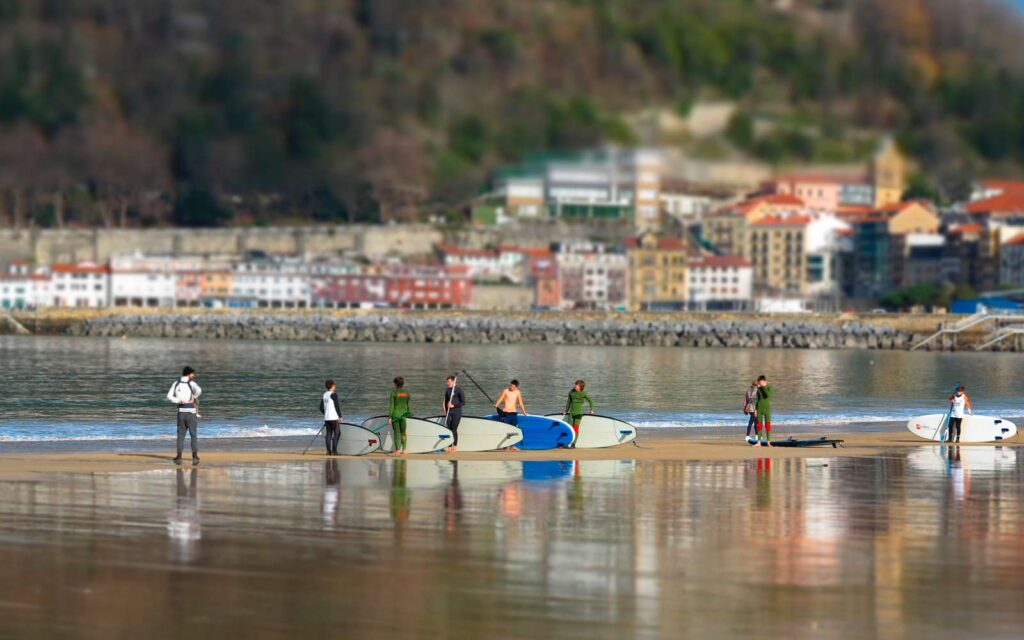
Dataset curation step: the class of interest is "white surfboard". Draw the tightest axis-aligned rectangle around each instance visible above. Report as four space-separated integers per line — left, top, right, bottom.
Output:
425 415 524 451
335 423 383 456
544 414 638 448
906 414 1017 443
361 416 453 453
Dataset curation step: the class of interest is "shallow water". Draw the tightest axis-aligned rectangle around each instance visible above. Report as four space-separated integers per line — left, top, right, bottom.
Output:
2 335 1024 444
1 449 1022 638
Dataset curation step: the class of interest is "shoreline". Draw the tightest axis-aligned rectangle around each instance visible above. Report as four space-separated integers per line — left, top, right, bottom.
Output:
1 432 1018 479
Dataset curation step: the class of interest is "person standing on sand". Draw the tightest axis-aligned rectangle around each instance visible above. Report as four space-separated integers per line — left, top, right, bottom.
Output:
562 379 594 445
495 379 527 426
167 366 202 464
443 375 465 453
388 377 412 455
947 385 973 443
320 379 343 455
754 374 773 448
743 380 758 441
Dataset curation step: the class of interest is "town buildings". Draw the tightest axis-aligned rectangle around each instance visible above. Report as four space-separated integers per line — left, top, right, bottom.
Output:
687 255 753 310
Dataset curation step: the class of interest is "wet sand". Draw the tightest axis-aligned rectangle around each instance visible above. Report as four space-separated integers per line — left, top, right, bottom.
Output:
1 431 1018 479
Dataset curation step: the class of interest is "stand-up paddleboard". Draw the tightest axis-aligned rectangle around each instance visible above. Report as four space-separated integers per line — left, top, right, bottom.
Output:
544 414 637 448
335 422 383 456
485 414 574 450
745 436 843 448
361 416 453 453
906 414 1017 443
425 415 524 451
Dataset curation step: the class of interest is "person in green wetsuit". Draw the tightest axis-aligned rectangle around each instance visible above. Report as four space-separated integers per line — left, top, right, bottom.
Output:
388 376 413 455
562 379 595 445
754 374 773 447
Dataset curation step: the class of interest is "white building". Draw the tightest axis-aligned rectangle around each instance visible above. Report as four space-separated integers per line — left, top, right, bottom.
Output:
109 255 207 307
803 212 852 297
660 191 715 226
0 262 50 310
555 242 629 309
50 263 110 308
687 255 753 309
232 257 311 308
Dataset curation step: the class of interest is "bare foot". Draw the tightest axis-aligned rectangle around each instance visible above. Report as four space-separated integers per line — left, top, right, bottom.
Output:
766 442 772 448
753 442 761 447
451 446 458 453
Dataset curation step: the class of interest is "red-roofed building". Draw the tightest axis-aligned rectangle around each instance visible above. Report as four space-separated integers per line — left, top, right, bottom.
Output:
700 193 807 259
0 263 50 310
766 172 870 211
965 190 1024 217
50 262 110 307
748 213 850 296
439 244 550 283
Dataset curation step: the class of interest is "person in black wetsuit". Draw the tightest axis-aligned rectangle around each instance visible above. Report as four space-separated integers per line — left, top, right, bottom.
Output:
443 375 465 453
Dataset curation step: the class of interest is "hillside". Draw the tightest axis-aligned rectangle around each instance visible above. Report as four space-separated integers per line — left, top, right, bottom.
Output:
0 0 1022 228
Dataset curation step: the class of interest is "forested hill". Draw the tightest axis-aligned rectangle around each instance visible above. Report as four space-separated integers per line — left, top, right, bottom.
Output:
0 0 1023 228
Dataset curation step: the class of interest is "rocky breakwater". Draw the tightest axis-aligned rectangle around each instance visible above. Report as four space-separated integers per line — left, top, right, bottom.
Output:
67 313 921 349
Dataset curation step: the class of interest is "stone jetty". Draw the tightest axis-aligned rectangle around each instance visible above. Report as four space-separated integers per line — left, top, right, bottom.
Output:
61 312 930 350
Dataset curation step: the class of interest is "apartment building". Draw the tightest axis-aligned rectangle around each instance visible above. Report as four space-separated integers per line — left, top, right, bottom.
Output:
687 255 753 309
50 263 109 308
555 242 629 309
625 233 689 310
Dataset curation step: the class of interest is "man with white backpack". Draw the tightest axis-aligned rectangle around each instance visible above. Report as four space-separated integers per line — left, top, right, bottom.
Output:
167 366 202 464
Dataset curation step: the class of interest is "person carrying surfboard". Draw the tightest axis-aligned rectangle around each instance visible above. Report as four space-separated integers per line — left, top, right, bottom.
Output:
388 377 413 456
495 380 527 427
562 379 594 445
753 374 773 447
443 375 465 453
319 379 343 456
947 385 973 443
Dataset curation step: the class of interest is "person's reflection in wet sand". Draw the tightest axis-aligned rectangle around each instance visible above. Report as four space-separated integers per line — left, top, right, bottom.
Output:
755 458 772 508
323 458 340 529
444 461 463 533
947 446 967 503
390 459 411 531
167 467 201 563
568 461 585 518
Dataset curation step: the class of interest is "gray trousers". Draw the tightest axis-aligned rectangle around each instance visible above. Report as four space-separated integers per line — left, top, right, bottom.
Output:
176 412 199 456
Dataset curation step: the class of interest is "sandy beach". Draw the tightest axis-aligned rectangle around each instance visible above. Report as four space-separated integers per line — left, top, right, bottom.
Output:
1 431 1018 479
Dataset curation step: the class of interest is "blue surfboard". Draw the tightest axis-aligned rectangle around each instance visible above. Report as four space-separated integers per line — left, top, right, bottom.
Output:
485 414 575 450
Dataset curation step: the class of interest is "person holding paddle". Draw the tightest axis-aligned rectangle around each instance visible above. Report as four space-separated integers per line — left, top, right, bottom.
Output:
443 375 465 453
948 385 973 443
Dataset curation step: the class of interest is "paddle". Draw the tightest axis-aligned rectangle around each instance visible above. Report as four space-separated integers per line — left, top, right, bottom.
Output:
302 386 358 455
930 380 960 443
460 369 495 405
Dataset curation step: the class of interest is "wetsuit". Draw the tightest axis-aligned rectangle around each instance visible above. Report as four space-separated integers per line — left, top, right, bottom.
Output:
320 390 342 455
389 387 412 450
444 386 465 446
564 389 594 436
756 384 773 442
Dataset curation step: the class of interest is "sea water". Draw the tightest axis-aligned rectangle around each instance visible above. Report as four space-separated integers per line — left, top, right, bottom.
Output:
2 335 1023 445
1 451 1022 637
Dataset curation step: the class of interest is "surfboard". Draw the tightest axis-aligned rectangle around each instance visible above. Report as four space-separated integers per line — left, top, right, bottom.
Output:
485 414 575 450
361 416 454 453
336 422 383 456
425 415 524 451
906 414 1017 443
544 414 637 448
745 436 843 448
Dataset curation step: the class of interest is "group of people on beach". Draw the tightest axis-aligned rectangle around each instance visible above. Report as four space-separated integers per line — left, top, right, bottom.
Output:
372 375 594 456
167 365 595 460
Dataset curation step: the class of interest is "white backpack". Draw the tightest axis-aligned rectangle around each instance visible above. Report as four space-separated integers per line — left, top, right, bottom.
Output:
171 380 195 404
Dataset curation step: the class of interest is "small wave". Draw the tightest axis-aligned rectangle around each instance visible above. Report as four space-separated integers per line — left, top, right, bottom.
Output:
0 424 319 443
